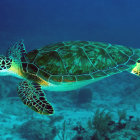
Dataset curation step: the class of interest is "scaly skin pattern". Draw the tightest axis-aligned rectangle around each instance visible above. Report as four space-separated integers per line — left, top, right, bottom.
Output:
9 61 49 86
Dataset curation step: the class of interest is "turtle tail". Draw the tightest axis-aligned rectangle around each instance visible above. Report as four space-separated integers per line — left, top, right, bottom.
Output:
129 48 140 76
131 60 140 76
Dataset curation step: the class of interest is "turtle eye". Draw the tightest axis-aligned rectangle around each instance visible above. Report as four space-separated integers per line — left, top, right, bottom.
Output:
137 60 140 63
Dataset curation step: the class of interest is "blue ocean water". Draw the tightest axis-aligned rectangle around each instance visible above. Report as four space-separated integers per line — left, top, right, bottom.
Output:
0 0 140 139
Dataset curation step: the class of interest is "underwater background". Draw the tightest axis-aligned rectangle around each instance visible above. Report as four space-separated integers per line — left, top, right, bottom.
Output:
0 0 140 139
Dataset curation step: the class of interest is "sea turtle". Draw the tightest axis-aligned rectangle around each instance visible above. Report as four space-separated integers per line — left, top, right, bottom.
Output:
0 40 140 115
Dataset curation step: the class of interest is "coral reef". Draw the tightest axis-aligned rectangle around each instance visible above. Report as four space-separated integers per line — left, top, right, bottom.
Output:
88 109 113 140
86 109 140 140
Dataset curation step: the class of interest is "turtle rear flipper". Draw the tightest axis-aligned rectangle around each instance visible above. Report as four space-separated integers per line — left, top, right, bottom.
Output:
17 80 54 115
7 40 26 62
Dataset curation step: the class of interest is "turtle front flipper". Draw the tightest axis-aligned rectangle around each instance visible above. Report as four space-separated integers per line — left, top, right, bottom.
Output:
17 80 54 115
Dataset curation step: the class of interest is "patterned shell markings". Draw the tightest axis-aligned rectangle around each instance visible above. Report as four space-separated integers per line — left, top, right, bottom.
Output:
25 41 135 83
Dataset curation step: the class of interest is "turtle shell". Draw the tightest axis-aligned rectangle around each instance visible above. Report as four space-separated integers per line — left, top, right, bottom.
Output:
23 41 138 83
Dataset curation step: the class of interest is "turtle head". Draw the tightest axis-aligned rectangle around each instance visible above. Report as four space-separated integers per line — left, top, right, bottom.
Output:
0 55 12 76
